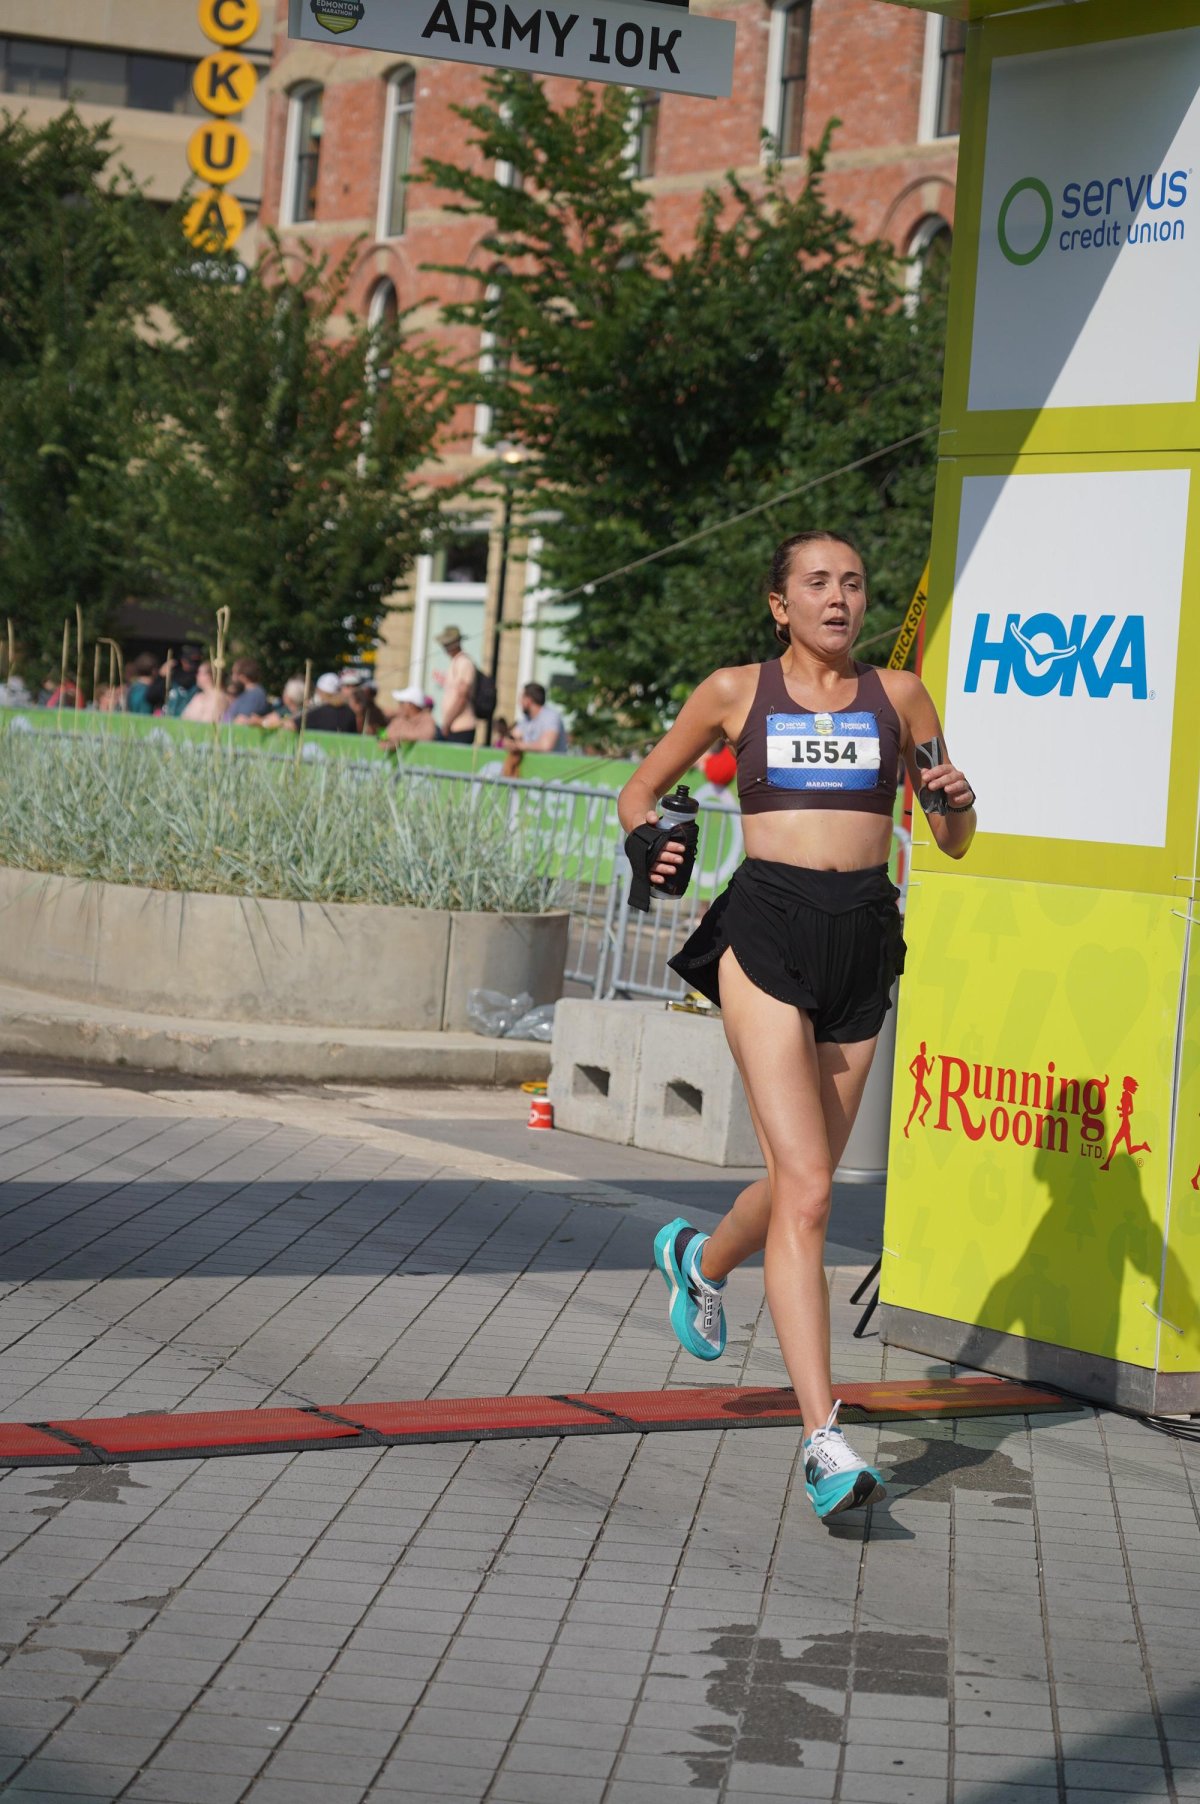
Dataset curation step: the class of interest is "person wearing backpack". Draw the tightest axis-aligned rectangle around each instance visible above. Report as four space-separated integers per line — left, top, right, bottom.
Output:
433 626 481 744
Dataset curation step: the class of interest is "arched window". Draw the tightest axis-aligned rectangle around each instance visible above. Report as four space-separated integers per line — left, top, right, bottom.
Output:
285 83 323 225
379 66 416 239
905 215 952 310
764 0 812 161
368 277 399 330
910 216 952 281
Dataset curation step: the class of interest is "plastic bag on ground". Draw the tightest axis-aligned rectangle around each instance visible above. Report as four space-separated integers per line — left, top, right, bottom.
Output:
505 1003 556 1043
466 989 533 1038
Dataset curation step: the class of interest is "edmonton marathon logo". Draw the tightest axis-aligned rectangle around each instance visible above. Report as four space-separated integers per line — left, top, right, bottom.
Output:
998 165 1191 266
963 611 1148 699
312 0 364 31
904 1045 1150 1171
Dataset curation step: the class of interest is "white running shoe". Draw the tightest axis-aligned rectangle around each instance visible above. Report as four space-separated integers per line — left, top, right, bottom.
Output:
803 1401 886 1520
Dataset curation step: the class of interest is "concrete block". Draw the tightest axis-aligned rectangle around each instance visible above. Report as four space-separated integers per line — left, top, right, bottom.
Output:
443 910 570 1031
0 866 449 1030
633 1009 759 1166
548 1000 657 1143
0 868 570 1038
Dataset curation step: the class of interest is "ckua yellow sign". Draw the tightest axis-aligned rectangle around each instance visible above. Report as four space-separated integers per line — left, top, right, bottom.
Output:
184 0 259 253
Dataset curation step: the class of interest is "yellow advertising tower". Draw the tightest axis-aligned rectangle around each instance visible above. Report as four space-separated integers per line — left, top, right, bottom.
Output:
878 0 1200 1411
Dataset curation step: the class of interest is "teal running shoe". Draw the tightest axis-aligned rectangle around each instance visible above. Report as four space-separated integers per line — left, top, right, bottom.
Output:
804 1402 886 1520
653 1217 726 1361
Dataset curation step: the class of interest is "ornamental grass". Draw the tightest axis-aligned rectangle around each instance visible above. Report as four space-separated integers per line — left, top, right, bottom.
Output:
0 729 563 913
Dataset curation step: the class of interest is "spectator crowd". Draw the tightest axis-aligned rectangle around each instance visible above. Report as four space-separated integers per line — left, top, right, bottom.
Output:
0 627 572 759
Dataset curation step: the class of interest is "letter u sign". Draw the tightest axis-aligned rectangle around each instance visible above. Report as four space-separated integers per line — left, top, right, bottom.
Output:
187 121 252 185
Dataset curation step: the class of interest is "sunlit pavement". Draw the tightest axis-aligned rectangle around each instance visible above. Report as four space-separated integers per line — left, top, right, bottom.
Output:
0 1066 1196 1804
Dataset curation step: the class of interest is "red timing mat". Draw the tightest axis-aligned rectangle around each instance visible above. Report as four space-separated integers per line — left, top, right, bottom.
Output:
0 1375 1076 1468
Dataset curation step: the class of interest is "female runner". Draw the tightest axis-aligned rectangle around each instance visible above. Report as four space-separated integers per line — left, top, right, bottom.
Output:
617 530 976 1520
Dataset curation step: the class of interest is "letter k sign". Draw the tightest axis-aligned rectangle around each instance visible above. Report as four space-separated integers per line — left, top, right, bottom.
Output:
193 51 258 116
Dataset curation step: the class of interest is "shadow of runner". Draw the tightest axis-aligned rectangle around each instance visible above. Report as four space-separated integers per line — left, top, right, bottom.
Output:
968 1137 1195 1381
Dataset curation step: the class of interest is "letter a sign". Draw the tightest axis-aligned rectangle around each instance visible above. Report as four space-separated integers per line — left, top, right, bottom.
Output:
286 0 733 97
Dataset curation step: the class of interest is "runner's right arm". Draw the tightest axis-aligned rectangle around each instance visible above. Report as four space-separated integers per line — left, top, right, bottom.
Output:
618 671 741 884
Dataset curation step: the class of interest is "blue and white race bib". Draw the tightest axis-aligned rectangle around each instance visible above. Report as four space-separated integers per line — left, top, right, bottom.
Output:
766 711 881 791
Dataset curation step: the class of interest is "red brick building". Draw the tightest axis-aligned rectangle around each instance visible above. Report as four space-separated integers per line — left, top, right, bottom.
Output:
260 0 961 720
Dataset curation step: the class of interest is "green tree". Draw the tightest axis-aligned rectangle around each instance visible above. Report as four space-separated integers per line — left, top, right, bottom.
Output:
144 240 451 687
0 112 171 678
0 112 451 690
424 76 947 739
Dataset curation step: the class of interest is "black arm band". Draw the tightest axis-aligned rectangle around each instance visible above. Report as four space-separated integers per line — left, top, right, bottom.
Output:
624 821 699 913
946 793 976 814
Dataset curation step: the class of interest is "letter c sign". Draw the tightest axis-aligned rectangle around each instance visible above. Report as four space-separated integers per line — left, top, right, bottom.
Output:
199 0 261 46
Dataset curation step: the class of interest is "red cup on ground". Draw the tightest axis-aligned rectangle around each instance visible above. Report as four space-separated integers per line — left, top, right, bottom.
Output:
528 1098 554 1130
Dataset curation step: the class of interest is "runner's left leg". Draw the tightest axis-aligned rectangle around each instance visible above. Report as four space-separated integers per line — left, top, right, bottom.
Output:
698 1030 880 1284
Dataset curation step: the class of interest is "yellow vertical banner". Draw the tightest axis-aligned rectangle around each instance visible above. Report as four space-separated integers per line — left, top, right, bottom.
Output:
880 0 1200 1408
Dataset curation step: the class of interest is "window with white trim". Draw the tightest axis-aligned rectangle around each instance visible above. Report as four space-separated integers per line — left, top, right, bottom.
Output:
938 19 965 136
770 0 812 161
630 92 660 179
411 532 491 707
379 66 415 239
285 83 323 225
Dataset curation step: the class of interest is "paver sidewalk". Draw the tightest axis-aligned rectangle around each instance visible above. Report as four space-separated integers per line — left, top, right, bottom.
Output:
0 1065 1196 1804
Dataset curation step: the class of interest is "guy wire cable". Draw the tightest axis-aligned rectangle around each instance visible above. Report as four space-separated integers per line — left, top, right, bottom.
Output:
542 425 941 609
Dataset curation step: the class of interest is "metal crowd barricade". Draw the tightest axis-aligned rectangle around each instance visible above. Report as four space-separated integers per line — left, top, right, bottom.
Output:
603 797 743 1001
390 760 632 996
392 763 911 1004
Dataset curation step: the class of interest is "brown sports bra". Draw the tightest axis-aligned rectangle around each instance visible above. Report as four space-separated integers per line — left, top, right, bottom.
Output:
735 657 902 817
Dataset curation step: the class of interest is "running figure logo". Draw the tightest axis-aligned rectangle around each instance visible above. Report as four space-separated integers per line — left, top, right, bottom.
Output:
904 1042 935 1139
1101 1076 1151 1172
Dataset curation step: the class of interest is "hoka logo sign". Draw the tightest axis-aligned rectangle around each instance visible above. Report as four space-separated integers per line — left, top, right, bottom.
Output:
963 612 1148 699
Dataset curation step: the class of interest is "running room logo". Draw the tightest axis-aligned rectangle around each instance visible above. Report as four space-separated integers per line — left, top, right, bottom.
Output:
998 166 1191 267
311 0 364 31
903 1045 1150 1171
963 611 1148 699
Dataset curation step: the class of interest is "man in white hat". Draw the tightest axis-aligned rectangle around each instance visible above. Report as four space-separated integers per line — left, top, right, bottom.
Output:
432 626 478 745
385 684 436 746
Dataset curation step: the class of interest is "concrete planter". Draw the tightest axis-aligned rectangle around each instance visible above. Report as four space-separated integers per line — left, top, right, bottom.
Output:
0 866 568 1035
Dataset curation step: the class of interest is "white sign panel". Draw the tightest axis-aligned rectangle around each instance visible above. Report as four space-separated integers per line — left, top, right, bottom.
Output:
969 29 1200 413
942 468 1188 848
289 0 734 98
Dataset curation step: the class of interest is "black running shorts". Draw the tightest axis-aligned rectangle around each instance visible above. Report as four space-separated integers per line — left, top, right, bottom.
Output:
668 859 905 1044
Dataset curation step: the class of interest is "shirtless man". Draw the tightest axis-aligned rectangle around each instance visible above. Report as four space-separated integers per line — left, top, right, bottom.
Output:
433 627 478 744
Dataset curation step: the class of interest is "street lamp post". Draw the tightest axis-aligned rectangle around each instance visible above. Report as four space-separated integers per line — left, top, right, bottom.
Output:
484 445 527 743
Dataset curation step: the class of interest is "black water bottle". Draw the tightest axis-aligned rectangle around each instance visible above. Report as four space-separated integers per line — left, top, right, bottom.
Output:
655 785 699 897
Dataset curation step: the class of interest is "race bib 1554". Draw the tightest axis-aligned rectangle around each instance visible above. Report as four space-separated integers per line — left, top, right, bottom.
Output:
766 711 881 791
